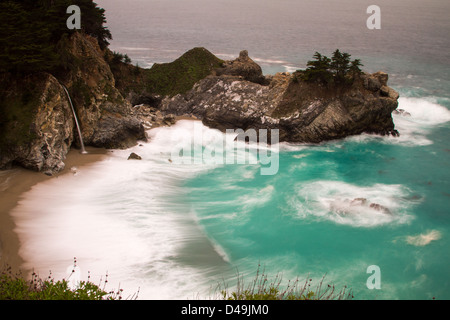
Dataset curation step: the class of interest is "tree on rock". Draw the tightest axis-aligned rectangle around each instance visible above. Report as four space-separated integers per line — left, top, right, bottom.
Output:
330 49 351 83
300 50 363 86
302 52 333 84
349 59 363 78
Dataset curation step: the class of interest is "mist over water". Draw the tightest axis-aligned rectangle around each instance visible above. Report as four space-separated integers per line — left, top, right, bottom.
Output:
9 0 450 299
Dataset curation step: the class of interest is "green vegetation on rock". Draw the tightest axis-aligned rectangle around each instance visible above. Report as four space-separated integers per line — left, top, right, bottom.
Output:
144 47 224 97
108 47 225 101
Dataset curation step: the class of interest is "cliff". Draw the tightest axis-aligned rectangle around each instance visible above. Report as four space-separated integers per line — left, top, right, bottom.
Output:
0 32 145 174
160 51 400 143
0 38 399 174
58 33 146 150
0 72 75 173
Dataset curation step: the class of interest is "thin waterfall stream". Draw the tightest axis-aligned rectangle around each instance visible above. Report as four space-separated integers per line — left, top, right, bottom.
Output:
62 85 87 154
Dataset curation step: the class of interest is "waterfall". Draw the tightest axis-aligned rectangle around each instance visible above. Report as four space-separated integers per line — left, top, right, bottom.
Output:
61 85 87 154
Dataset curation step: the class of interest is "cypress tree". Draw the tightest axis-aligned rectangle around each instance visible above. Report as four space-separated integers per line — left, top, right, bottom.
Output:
0 0 112 74
301 50 364 86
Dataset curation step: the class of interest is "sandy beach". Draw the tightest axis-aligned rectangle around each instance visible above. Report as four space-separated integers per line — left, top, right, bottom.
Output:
0 146 108 274
0 117 195 276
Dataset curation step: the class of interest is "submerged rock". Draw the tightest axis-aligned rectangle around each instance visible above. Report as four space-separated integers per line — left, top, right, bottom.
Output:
330 197 392 216
369 203 392 215
392 108 411 117
350 198 368 206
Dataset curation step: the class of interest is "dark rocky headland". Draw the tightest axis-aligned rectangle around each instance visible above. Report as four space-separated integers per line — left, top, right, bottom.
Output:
0 32 400 175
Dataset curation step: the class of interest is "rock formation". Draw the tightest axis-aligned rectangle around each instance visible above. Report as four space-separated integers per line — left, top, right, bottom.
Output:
216 50 267 85
127 152 142 160
0 73 74 174
0 33 146 174
160 51 400 143
1 44 400 174
331 197 392 216
59 33 146 150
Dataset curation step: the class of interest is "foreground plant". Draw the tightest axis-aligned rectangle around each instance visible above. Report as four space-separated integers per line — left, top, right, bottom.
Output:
216 265 353 300
0 263 138 300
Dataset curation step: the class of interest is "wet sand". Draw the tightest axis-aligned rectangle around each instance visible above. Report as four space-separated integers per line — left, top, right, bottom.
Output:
0 146 108 274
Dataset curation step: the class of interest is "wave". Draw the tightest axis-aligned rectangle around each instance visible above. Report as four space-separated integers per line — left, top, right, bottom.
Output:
343 96 450 147
396 97 450 125
10 121 241 299
289 180 416 228
238 184 274 212
390 97 450 146
283 65 301 73
252 57 289 65
275 96 450 151
278 142 310 152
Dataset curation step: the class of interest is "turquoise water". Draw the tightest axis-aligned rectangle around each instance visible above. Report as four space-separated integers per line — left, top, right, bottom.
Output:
8 0 449 300
12 102 449 299
183 107 450 299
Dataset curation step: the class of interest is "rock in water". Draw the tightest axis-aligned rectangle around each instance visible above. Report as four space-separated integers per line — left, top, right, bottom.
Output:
392 108 411 117
128 152 142 160
350 198 368 206
369 203 392 215
161 50 400 144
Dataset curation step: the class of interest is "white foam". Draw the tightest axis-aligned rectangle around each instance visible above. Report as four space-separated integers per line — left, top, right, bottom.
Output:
397 97 450 125
283 65 300 73
390 97 450 146
238 185 274 211
405 230 442 246
278 142 309 152
345 97 450 147
10 121 240 299
291 180 416 227
253 57 288 65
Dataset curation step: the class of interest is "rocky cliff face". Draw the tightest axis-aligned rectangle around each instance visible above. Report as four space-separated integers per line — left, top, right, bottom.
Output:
60 32 146 149
0 33 146 174
161 51 399 143
0 73 74 174
1 44 400 174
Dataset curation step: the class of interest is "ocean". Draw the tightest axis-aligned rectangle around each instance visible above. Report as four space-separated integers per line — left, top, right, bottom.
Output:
9 0 450 299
